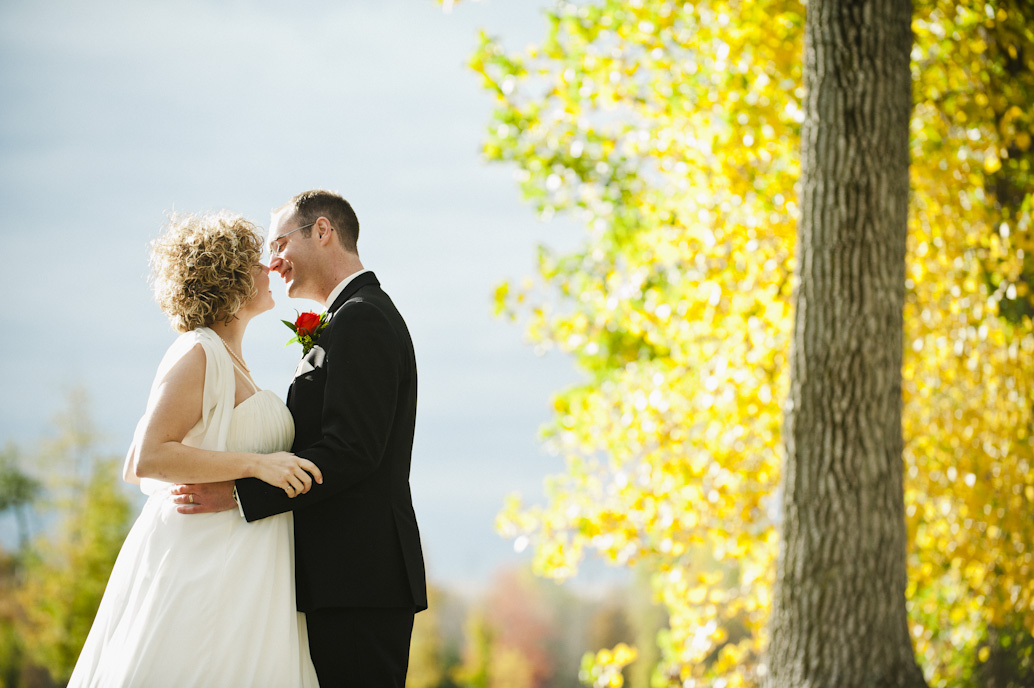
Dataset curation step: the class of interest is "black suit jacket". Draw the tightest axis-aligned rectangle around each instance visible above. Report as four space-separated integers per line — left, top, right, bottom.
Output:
235 272 427 613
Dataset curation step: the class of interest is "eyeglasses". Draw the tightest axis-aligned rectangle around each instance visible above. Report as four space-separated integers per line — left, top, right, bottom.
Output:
268 222 316 259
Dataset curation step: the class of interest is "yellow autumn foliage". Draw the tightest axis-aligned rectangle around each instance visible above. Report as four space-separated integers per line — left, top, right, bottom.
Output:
444 0 1033 684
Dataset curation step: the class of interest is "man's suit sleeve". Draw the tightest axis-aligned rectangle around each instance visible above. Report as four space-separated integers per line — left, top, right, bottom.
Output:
235 300 401 521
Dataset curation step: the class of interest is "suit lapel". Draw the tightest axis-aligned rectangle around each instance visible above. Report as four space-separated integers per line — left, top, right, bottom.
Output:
288 271 380 406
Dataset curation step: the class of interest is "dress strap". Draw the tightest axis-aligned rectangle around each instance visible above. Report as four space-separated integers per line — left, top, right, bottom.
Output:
229 358 259 394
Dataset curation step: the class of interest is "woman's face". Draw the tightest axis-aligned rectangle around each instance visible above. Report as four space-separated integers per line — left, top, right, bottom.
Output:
243 262 275 316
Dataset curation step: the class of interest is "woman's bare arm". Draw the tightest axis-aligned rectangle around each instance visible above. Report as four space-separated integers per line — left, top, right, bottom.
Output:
129 343 321 495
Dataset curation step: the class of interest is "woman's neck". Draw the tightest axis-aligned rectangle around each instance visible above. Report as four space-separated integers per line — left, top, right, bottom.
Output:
210 316 249 351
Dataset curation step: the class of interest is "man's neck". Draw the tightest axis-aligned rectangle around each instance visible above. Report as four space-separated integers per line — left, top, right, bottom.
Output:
316 257 365 306
323 268 370 309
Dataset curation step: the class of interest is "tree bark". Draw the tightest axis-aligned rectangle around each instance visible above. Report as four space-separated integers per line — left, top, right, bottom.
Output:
766 0 927 686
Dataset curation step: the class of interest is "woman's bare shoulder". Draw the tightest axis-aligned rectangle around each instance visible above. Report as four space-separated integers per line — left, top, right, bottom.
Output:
158 342 207 393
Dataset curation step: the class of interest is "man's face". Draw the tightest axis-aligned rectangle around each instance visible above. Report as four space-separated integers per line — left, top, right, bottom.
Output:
268 209 317 300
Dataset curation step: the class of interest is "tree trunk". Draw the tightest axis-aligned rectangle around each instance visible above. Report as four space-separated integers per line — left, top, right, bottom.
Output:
766 0 927 686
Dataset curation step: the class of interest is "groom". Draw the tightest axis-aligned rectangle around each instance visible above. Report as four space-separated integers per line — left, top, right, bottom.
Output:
176 189 427 686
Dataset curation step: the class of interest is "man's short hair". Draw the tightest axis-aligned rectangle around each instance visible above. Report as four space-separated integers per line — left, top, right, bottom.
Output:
281 189 360 253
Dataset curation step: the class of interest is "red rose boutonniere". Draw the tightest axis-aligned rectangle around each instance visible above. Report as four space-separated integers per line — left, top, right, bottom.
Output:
283 310 329 354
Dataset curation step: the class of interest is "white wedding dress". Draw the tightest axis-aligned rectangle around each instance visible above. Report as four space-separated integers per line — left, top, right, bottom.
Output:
68 328 318 688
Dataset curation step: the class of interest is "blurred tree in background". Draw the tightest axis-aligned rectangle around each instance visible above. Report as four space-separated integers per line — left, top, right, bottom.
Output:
435 567 665 688
452 568 585 688
0 391 133 687
439 0 1034 685
408 584 457 688
0 442 36 688
0 445 41 552
17 458 131 683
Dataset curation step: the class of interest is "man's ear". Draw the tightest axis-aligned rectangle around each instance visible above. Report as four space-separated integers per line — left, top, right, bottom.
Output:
316 217 334 245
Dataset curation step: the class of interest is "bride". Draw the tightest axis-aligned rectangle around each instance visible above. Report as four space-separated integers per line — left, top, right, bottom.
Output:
68 212 320 687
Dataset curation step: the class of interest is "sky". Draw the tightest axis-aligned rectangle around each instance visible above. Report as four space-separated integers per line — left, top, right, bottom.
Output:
0 0 623 592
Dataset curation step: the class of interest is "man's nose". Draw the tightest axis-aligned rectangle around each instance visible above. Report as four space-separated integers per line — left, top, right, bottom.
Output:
269 256 286 275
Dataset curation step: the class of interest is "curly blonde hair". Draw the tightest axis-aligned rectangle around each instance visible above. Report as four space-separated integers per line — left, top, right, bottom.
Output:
150 212 264 333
